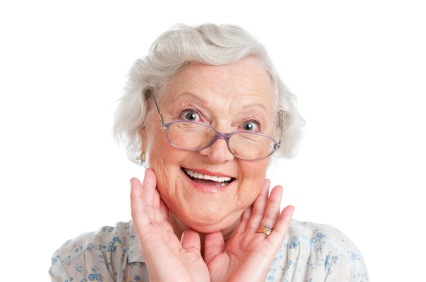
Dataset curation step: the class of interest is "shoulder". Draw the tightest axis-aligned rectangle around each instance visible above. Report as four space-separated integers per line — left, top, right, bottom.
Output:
268 219 369 282
286 219 361 257
49 221 135 282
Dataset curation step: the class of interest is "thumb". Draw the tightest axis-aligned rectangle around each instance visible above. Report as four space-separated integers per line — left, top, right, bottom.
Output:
130 177 147 225
204 231 225 265
181 229 202 255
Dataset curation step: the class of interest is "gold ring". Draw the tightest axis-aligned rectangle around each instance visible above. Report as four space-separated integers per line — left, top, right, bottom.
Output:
257 225 273 236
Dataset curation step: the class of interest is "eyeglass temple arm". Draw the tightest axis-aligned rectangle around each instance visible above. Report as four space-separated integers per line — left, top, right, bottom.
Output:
148 88 168 130
275 110 286 149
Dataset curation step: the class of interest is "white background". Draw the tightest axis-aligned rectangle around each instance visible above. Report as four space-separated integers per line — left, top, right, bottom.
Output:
1 1 425 281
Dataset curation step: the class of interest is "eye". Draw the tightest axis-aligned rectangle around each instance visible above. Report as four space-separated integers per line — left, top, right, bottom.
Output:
182 110 200 122
241 121 258 131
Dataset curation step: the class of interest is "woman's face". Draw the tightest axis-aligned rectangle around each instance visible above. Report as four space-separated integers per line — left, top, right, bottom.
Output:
142 57 276 233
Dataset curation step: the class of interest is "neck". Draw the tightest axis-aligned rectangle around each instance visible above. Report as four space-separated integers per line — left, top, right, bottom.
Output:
168 211 239 258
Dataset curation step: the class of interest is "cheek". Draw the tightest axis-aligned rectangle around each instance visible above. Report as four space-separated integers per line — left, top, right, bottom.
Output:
236 159 269 207
146 123 182 168
145 129 189 198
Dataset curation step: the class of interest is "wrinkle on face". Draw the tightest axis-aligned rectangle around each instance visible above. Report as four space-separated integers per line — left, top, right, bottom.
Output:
141 57 275 233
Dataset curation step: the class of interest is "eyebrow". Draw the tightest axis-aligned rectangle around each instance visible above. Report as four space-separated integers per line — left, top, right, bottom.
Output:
239 102 268 113
170 92 208 105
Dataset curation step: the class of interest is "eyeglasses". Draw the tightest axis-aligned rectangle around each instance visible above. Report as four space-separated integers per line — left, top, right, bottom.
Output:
149 90 284 161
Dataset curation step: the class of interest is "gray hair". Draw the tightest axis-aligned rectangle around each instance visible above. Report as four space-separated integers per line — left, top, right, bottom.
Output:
113 23 305 164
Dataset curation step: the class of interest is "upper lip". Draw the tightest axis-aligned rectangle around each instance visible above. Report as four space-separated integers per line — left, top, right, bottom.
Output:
182 167 234 178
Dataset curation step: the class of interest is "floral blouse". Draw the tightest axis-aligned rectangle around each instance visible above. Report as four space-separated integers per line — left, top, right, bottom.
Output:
49 220 369 282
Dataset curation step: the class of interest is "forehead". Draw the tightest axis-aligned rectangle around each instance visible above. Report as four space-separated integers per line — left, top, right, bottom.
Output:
163 57 275 110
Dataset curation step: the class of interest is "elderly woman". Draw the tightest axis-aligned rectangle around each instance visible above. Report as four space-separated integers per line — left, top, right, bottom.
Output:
49 23 369 281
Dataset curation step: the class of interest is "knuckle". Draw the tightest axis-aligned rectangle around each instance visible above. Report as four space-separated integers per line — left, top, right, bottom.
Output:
252 208 264 216
263 213 276 222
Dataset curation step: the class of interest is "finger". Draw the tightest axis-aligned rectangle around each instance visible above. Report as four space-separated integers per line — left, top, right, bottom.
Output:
234 204 253 236
154 186 163 223
181 229 202 255
267 205 294 246
154 184 160 209
159 197 173 232
257 185 283 235
130 177 150 230
159 197 169 223
142 168 157 220
204 231 225 265
246 179 270 232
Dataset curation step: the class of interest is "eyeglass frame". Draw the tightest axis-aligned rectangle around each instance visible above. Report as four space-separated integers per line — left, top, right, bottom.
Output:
148 88 285 161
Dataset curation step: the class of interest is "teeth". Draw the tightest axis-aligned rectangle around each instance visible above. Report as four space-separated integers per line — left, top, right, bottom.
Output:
183 168 232 182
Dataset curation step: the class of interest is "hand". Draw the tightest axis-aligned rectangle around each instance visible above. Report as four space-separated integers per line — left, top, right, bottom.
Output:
204 180 294 282
130 169 210 282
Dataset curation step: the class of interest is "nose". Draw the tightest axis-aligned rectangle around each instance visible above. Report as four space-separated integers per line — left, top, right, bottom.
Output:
198 137 234 164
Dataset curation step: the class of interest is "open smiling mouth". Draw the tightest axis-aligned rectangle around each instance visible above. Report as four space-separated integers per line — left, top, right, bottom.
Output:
182 168 235 187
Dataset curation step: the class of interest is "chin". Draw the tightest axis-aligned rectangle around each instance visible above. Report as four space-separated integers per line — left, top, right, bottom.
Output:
151 154 263 234
177 211 241 234
163 166 242 231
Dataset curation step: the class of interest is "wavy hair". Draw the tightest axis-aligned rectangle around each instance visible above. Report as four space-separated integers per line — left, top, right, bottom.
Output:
113 23 305 164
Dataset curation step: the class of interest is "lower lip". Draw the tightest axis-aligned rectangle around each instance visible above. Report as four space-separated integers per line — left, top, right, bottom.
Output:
181 168 235 194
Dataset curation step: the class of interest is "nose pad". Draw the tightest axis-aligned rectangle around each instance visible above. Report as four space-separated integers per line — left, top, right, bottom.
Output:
198 137 234 163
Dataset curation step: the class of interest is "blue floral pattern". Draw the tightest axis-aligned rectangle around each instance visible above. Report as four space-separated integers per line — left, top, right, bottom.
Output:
49 220 369 281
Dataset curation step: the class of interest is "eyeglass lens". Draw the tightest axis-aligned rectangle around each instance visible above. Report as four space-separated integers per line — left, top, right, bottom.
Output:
167 122 274 160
